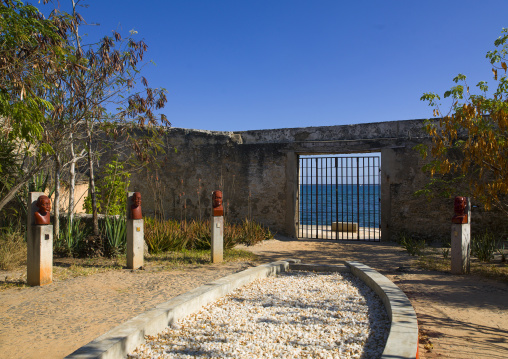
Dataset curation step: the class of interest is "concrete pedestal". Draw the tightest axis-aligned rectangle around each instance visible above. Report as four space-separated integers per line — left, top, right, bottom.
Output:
127 219 144 269
211 216 223 263
27 225 53 286
451 223 470 274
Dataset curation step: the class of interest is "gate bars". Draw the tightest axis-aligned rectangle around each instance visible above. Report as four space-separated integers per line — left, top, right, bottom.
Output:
298 156 381 241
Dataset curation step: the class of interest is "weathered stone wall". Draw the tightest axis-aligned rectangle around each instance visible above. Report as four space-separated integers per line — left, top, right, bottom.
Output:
125 119 508 241
129 128 289 232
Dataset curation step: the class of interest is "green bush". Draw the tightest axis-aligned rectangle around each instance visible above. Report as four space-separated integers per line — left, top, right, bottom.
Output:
84 159 130 215
102 215 127 257
471 231 497 262
57 216 91 256
398 233 425 256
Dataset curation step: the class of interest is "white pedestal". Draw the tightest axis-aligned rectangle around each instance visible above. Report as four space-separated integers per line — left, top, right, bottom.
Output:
127 219 144 269
27 225 53 286
451 223 470 274
211 216 223 263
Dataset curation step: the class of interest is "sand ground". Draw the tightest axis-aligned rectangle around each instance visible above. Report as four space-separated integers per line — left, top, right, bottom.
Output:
1 236 507 359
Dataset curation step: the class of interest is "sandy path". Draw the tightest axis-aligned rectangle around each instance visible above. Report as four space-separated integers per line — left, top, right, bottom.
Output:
0 262 253 359
1 237 507 359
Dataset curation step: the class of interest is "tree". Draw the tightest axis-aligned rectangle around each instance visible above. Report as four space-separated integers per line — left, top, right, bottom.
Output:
419 28 508 215
0 0 73 212
54 0 169 237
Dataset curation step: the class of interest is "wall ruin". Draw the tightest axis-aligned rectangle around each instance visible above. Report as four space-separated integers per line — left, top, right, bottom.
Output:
125 119 508 241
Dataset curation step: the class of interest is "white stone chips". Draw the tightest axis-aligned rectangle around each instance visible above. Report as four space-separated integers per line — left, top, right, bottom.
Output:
128 271 390 359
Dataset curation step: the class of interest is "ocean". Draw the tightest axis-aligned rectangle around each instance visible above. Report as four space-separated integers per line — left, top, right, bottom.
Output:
299 184 381 228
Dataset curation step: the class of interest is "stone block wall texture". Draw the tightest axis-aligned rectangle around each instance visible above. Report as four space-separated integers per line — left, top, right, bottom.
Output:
123 119 508 241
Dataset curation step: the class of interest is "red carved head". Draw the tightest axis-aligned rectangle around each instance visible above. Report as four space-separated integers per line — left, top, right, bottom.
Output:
454 196 467 216
212 190 223 208
37 195 51 214
133 192 142 207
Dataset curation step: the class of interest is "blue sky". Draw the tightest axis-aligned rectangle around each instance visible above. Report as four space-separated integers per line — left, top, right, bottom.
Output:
45 0 508 131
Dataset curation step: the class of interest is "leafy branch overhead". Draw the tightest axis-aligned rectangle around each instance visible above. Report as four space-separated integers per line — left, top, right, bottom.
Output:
419 28 508 213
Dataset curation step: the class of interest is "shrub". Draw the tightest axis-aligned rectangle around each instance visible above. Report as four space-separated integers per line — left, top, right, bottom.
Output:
84 159 130 215
398 232 425 256
56 216 91 256
471 231 497 262
102 215 126 257
144 218 272 254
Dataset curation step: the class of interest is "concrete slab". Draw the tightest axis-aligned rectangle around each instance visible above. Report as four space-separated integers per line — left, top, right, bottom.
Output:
331 221 359 233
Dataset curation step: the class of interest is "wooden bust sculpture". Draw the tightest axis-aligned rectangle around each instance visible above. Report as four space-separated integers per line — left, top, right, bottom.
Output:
212 190 224 217
452 196 468 224
130 192 142 220
35 195 51 225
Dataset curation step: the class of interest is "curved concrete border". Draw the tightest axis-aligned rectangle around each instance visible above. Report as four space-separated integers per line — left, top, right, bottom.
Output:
66 260 418 359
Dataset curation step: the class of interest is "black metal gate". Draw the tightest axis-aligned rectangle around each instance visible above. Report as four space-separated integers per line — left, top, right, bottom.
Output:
298 155 381 241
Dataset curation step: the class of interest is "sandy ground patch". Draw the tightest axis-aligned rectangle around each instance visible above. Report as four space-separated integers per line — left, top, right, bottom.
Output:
1 236 507 358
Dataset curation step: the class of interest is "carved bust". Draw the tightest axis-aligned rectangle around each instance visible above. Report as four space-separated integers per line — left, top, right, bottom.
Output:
35 195 51 225
452 196 468 224
130 192 142 220
212 190 224 217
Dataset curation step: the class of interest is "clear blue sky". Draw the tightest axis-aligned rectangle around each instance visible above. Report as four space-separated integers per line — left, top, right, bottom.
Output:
44 0 508 132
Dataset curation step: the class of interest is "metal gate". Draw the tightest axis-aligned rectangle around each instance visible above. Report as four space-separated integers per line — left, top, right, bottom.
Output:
298 155 381 241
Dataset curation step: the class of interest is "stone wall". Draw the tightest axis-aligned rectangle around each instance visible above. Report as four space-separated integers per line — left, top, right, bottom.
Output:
124 119 507 241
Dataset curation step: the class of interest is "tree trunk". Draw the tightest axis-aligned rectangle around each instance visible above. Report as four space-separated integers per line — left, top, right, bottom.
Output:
54 154 61 242
87 126 99 236
68 134 76 227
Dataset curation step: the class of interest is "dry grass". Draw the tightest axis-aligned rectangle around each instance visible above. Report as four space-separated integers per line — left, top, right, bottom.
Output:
1 247 257 290
416 247 508 282
0 231 26 270
144 248 257 271
52 256 125 281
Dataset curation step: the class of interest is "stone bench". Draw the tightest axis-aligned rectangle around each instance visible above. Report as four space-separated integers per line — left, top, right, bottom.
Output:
331 222 358 233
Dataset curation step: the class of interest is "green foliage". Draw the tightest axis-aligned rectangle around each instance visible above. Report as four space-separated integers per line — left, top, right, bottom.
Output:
397 232 425 256
0 0 70 145
84 159 130 215
57 216 91 256
418 28 508 214
144 218 273 254
229 219 273 247
102 216 127 257
0 136 20 196
471 231 497 262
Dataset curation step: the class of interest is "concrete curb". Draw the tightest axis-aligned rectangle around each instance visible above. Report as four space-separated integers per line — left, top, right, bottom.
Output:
67 259 418 359
345 261 419 359
65 260 296 359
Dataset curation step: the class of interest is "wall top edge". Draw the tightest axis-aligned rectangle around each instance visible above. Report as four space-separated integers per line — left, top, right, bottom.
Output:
149 118 441 146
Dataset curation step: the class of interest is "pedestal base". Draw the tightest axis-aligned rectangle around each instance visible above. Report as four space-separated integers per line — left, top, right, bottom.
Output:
27 225 53 286
127 219 144 269
451 223 470 274
211 216 223 263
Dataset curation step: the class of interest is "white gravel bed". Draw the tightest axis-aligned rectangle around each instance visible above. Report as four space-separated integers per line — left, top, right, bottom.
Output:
128 271 390 359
